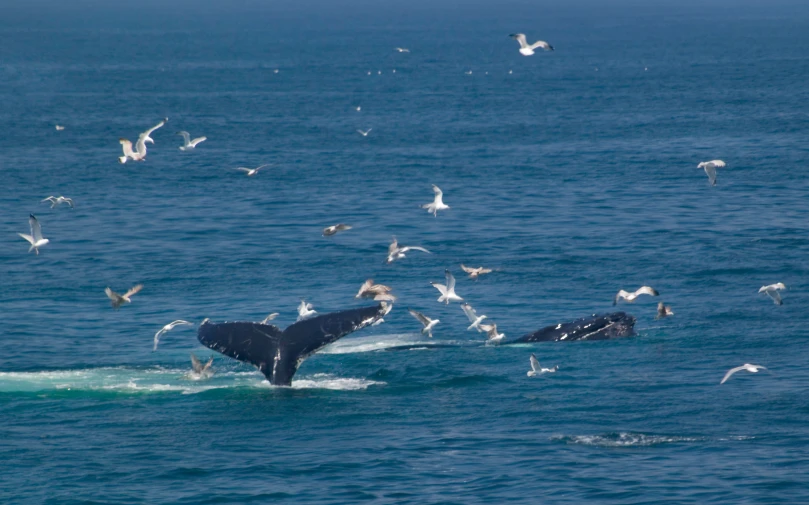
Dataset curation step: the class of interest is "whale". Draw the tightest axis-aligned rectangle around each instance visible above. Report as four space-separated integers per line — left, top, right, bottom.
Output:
197 303 390 386
511 312 636 343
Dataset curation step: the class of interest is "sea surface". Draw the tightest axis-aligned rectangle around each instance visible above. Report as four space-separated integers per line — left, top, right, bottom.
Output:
2 0 809 503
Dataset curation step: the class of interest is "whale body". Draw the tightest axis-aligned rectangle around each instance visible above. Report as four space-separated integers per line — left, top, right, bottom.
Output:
512 312 636 343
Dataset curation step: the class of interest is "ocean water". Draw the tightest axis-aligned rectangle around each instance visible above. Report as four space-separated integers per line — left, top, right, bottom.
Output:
2 0 809 503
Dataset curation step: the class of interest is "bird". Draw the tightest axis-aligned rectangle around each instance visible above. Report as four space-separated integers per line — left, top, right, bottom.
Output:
18 214 49 255
234 164 271 176
261 313 279 324
55 125 65 131
613 286 659 305
297 300 317 321
105 284 143 309
386 237 431 264
431 269 463 304
720 364 767 384
697 160 726 186
509 33 554 56
189 354 215 380
480 323 505 343
465 70 472 75
41 196 74 209
355 279 396 302
759 283 786 305
355 106 361 111
357 129 372 136
119 118 167 163
460 264 492 280
177 131 207 151
527 353 558 376
408 308 439 338
394 47 410 53
461 303 487 331
655 302 674 319
322 224 352 236
152 320 194 351
422 184 449 217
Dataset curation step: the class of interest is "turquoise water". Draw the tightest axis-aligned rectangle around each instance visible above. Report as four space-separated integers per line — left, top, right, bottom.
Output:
2 1 809 503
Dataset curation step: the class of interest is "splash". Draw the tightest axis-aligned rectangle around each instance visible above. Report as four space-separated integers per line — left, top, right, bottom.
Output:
321 333 449 354
551 432 704 447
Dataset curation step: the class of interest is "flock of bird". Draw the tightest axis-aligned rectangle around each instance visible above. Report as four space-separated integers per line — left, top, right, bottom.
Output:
17 33 779 385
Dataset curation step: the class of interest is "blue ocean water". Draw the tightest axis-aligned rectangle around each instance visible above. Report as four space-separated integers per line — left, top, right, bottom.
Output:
2 0 809 502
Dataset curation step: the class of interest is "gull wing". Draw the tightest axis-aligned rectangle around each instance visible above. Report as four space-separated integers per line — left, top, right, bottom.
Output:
190 136 207 147
401 246 431 254
29 215 43 242
461 303 478 323
123 284 143 299
530 40 553 51
104 287 119 301
119 139 135 157
510 33 529 49
190 354 204 374
388 237 399 255
408 308 430 327
142 118 167 140
461 264 473 274
530 353 540 373
335 224 352 231
431 184 443 198
431 282 448 296
178 131 191 144
720 366 745 384
18 233 34 245
445 269 456 292
356 279 373 298
766 289 782 305
203 357 214 372
703 164 717 185
636 286 659 297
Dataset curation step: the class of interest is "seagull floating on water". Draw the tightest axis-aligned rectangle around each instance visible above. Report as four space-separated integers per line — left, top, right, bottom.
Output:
655 302 674 319
527 353 558 376
177 131 207 151
394 47 410 53
297 300 317 321
422 184 449 217
759 283 786 305
55 125 65 131
119 118 167 163
431 269 463 304
41 196 74 209
189 354 214 380
18 214 49 255
720 363 767 384
105 284 143 309
461 264 492 280
261 313 279 324
509 33 554 56
355 279 396 302
357 129 372 136
461 303 487 331
322 224 352 236
152 320 194 351
234 164 270 177
697 160 726 186
408 308 439 338
356 106 361 111
613 286 659 305
480 323 504 343
386 237 431 264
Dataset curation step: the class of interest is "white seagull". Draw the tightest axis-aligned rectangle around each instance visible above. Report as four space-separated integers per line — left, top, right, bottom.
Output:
18 214 49 255
356 106 361 111
527 353 558 376
461 264 492 280
655 302 674 319
697 160 726 186
394 47 410 53
386 237 431 264
431 269 463 304
234 164 271 177
480 323 505 343
297 300 317 321
614 286 659 305
408 308 439 338
152 320 194 351
758 283 786 305
720 364 767 384
322 224 352 236
357 129 372 136
189 354 215 380
105 284 143 309
55 125 65 131
422 184 449 217
119 118 167 163
177 131 207 151
509 33 554 56
261 313 279 324
355 279 396 302
461 303 487 331
41 196 74 209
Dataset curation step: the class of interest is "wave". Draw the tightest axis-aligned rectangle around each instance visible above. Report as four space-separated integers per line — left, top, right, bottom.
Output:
550 432 756 447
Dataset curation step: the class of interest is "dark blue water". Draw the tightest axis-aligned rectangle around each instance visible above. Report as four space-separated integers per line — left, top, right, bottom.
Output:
2 1 809 503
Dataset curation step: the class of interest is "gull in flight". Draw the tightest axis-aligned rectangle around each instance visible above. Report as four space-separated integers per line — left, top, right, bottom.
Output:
527 353 558 376
655 302 674 319
322 224 352 236
55 125 65 131
261 313 279 324
119 118 167 163
422 184 449 217
105 284 143 309
461 303 487 331
509 33 554 56
152 320 194 351
177 131 207 151
357 128 372 136
386 237 431 264
41 196 74 209
480 323 504 343
408 308 439 338
297 300 317 321
18 214 49 255
697 160 726 186
355 279 396 302
189 354 215 380
461 264 492 280
394 47 410 53
720 363 767 384
431 269 463 304
613 286 659 305
234 164 270 176
759 283 786 305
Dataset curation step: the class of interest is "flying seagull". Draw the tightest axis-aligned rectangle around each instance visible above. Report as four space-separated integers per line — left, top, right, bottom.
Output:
509 33 554 56
322 224 352 236
386 237 431 264
355 279 396 302
655 302 674 319
153 320 194 351
422 184 449 217
720 363 767 384
105 284 143 309
431 269 463 304
759 283 786 305
697 160 726 186
461 303 487 331
480 323 505 343
234 164 270 177
461 264 492 280
189 354 215 380
297 300 317 321
357 129 372 136
41 196 74 209
119 118 167 163
394 47 410 53
408 308 439 338
614 286 659 305
261 313 279 324
177 131 207 151
527 353 558 376
18 214 49 255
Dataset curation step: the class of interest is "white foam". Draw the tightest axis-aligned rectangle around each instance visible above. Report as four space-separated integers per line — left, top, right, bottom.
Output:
552 433 703 447
321 333 432 354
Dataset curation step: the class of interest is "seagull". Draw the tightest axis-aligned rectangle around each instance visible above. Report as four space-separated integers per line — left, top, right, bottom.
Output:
759 283 786 305
509 33 554 56
234 164 270 177
355 279 396 302
655 302 674 319
720 364 767 384
431 269 463 304
357 129 372 136
41 196 74 209
55 125 65 131
465 70 472 75
422 184 449 217
18 214 49 255
189 354 215 380
119 118 167 163
527 353 558 376
613 286 659 305
480 323 505 343
152 320 194 351
386 237 431 264
460 264 492 280
461 303 487 331
261 313 279 324
408 308 439 338
394 47 410 53
356 106 361 111
322 224 352 236
697 160 726 186
177 131 207 151
274 69 279 74
297 300 317 321
105 284 143 309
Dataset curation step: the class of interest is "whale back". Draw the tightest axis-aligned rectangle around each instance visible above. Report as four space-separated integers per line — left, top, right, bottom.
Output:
514 312 636 343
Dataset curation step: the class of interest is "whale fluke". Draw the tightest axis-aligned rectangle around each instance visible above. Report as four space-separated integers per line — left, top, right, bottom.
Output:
198 303 390 386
